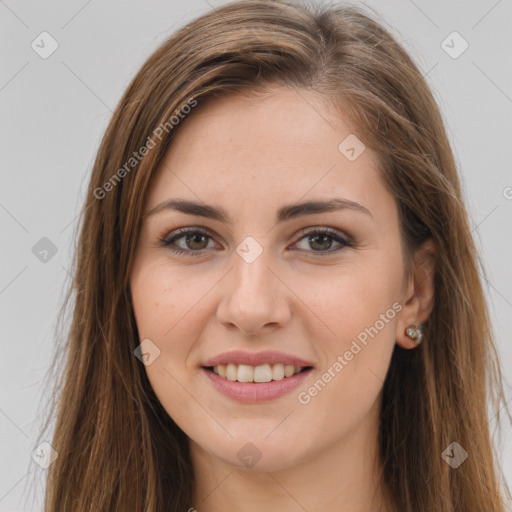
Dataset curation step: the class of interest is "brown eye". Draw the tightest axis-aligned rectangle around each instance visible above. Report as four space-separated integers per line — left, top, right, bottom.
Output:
308 233 334 251
185 232 209 250
293 228 352 254
161 226 352 257
161 228 217 255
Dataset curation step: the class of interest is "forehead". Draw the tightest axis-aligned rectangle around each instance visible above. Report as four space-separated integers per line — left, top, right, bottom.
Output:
145 87 391 221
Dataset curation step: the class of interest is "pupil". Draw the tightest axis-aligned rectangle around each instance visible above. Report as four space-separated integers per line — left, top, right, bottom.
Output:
310 234 331 251
187 233 208 250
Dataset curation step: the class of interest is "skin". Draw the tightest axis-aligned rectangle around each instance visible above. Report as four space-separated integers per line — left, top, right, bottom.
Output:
130 86 436 512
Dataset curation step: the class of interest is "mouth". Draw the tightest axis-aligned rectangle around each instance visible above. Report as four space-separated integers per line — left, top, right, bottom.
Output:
201 364 314 403
200 350 315 402
203 363 314 383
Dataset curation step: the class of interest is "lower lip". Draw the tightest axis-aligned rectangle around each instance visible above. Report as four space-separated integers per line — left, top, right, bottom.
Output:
201 367 313 403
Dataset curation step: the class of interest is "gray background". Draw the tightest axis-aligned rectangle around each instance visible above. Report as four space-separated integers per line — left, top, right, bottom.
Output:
1 0 511 510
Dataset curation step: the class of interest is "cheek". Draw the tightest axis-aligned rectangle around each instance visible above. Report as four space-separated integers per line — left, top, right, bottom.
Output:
291 252 402 413
131 259 206 340
293 254 402 347
130 260 200 406
131 261 212 429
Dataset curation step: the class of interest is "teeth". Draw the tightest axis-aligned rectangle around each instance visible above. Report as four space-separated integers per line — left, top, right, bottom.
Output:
238 364 255 383
284 365 295 377
271 363 284 380
211 363 307 383
226 363 238 381
254 364 272 382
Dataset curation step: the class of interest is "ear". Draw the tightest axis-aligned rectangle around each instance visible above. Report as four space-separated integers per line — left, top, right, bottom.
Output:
395 238 437 349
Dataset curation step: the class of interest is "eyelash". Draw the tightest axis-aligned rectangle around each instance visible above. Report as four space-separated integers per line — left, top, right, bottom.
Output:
159 226 354 257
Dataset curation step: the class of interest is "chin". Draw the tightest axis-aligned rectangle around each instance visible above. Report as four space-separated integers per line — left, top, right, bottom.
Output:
196 432 313 473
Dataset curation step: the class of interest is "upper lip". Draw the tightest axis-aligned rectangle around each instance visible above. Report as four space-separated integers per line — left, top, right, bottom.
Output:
202 350 314 368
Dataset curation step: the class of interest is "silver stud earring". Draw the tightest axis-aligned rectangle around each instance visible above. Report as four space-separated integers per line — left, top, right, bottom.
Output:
405 324 424 345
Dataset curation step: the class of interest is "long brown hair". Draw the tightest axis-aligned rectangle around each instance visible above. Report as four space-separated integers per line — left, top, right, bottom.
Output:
34 0 510 510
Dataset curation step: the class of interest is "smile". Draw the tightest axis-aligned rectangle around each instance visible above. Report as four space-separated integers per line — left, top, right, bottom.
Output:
207 363 311 383
201 365 314 403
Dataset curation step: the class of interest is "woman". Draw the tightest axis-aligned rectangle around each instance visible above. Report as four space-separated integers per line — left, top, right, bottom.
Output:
37 0 510 510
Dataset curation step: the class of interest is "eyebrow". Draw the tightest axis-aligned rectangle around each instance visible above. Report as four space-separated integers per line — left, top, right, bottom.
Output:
145 197 372 223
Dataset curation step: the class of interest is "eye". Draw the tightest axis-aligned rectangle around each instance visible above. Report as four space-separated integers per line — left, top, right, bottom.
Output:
291 227 353 254
160 226 353 257
160 228 218 256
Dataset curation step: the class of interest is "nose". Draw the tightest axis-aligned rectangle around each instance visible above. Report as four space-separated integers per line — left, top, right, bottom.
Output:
216 247 292 336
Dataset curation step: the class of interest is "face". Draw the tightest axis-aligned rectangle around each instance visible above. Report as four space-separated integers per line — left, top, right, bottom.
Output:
130 86 409 473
